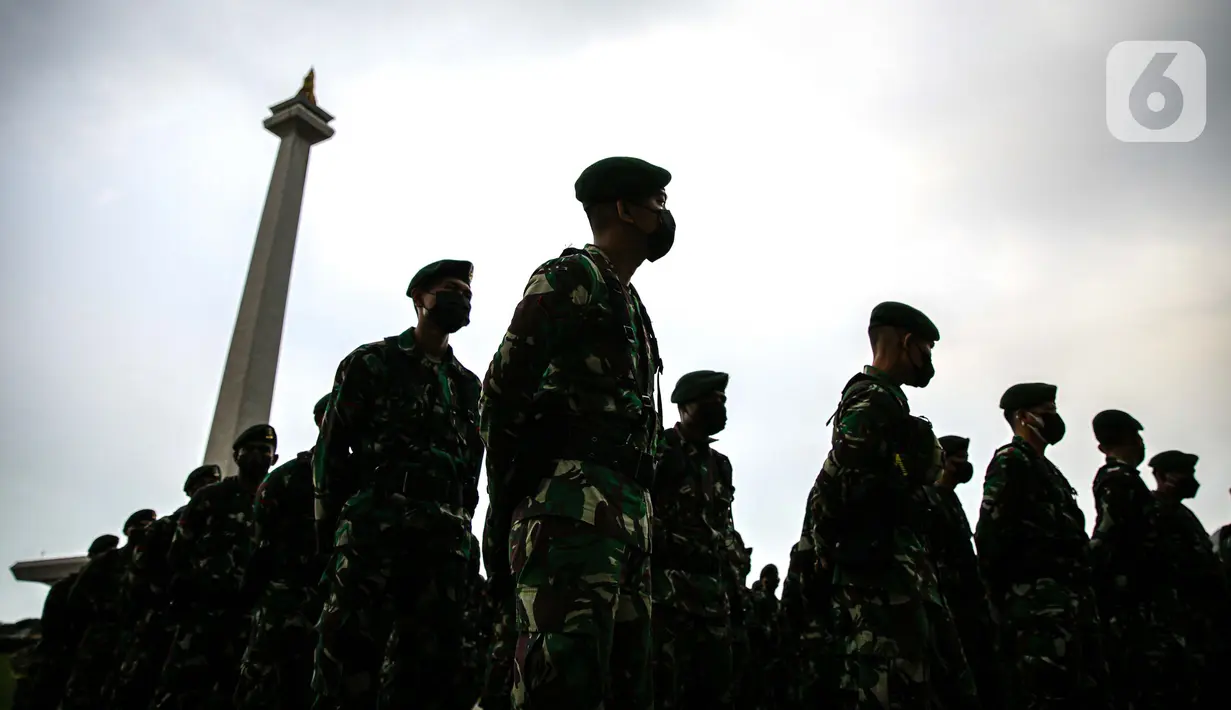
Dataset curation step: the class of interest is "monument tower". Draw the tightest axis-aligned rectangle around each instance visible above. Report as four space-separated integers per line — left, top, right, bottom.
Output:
202 69 335 476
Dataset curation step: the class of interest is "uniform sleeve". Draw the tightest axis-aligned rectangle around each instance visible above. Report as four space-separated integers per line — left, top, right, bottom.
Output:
167 495 207 603
809 383 902 559
459 372 484 517
715 456 741 593
314 347 378 552
251 469 283 556
479 256 594 461
974 447 1031 589
1088 467 1140 581
178 493 243 598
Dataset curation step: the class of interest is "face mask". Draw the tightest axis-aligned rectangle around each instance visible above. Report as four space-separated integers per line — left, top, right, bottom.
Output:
426 290 471 333
693 403 727 436
645 208 676 262
953 460 974 483
237 447 274 476
1041 413 1066 444
904 340 935 387
1174 476 1199 498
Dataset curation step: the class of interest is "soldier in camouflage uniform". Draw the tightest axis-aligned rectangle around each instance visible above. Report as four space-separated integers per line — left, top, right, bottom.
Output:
108 466 220 710
457 531 487 706
782 487 833 710
809 302 977 710
1147 450 1230 710
1087 412 1196 709
479 504 516 710
153 424 278 710
480 157 673 710
234 397 330 709
727 532 753 707
650 370 738 710
21 535 117 710
313 259 483 710
743 564 782 710
930 435 1002 709
1216 487 1231 584
976 383 1109 710
58 509 156 710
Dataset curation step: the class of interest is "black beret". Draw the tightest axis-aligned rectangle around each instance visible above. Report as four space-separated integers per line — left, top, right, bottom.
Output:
999 383 1057 412
575 157 671 205
87 534 120 556
183 464 221 494
406 259 473 297
938 435 970 457
123 509 157 532
234 424 277 451
1148 450 1198 473
671 370 729 404
313 394 331 424
868 301 940 342
1091 410 1142 442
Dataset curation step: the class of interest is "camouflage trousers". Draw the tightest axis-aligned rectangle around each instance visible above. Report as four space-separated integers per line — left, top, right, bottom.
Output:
234 585 321 710
792 622 838 709
57 621 123 710
313 490 470 710
509 515 652 710
651 606 732 710
993 578 1110 710
946 588 1004 710
151 609 250 710
479 590 517 710
828 583 979 710
106 610 173 710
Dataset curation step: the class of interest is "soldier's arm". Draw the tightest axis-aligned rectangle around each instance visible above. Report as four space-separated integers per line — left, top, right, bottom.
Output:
1088 467 1139 578
479 257 593 462
973 447 1030 591
460 373 484 517
809 383 901 560
167 495 206 605
314 348 377 554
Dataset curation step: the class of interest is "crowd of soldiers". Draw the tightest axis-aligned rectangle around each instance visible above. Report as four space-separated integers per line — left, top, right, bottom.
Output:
13 156 1231 710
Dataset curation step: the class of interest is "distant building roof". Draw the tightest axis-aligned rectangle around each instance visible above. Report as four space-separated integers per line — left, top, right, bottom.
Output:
9 556 88 586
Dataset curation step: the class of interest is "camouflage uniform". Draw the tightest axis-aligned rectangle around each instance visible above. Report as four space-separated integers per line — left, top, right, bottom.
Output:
650 425 737 709
153 474 261 710
313 323 482 710
110 467 218 710
480 243 663 710
24 564 92 710
234 449 322 709
479 505 517 710
1089 447 1194 709
457 537 487 707
976 435 1109 709
108 511 181 710
59 511 154 710
809 364 977 710
1148 450 1229 710
726 534 752 706
925 483 1002 708
740 580 781 710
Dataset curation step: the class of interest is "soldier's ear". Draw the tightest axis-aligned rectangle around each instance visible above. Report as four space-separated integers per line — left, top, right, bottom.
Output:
270 453 279 467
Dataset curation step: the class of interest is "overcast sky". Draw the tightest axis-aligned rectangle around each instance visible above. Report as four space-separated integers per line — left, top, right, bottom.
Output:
1 0 1227 621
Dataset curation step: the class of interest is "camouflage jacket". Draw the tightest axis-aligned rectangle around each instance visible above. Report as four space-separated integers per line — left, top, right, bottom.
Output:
925 485 982 604
121 509 182 626
169 477 256 610
1088 456 1170 602
37 572 82 653
314 327 483 553
1216 523 1231 583
66 544 134 628
252 449 318 588
650 426 737 617
747 583 780 651
1152 495 1224 603
479 244 661 550
975 436 1090 596
809 366 943 600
